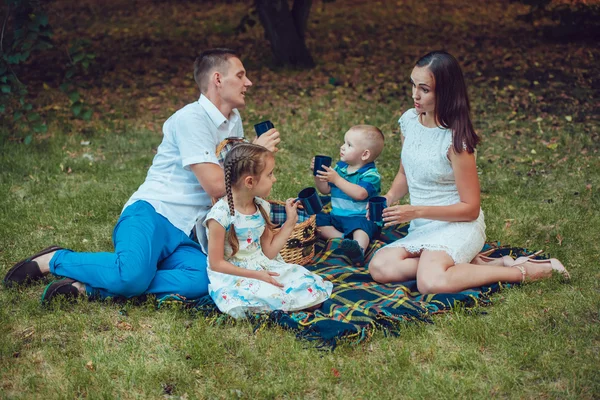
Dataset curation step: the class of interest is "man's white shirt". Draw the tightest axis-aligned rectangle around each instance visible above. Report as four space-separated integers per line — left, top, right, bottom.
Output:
124 95 243 241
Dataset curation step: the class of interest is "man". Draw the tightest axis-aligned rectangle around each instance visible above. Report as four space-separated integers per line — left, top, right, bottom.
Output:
4 48 280 303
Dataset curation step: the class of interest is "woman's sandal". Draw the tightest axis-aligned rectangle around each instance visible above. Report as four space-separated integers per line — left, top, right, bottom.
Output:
473 249 544 268
512 265 527 283
512 256 571 280
472 249 515 267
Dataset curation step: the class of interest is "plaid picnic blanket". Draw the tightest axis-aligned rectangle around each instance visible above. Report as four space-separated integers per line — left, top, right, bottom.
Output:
170 197 546 349
173 224 544 350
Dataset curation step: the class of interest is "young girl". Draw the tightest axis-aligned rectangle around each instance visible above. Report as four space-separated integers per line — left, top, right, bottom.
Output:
203 143 333 318
368 51 569 293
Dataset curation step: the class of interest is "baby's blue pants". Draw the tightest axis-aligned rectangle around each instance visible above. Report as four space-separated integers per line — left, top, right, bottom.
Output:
50 200 208 300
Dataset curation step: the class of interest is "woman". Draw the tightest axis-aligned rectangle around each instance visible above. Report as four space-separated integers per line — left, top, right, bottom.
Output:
368 51 569 294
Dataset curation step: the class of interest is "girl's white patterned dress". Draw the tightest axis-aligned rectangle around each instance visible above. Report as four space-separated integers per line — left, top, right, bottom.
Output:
203 197 333 319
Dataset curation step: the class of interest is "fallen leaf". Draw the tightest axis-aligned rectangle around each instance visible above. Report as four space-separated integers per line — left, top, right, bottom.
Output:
20 327 35 339
556 234 563 246
85 361 95 371
116 321 133 331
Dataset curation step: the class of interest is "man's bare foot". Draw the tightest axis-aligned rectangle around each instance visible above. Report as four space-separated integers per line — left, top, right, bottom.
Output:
32 252 55 275
72 281 86 294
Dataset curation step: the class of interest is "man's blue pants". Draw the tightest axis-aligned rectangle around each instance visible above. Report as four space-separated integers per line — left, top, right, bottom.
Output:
50 200 209 300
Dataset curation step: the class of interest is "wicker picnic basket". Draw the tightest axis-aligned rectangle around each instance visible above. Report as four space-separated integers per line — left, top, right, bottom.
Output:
269 200 317 266
215 138 317 265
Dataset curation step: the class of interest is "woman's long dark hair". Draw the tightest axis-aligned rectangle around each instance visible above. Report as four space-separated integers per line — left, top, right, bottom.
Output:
416 51 479 154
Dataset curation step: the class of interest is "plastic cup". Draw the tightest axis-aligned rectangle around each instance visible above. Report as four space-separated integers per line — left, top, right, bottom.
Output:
254 120 274 137
313 155 332 176
369 196 387 223
296 187 323 215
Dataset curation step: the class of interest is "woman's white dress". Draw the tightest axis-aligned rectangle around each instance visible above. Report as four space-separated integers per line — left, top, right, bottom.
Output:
384 109 486 264
203 197 333 319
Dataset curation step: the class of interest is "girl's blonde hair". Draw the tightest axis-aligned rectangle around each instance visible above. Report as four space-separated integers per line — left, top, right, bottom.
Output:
223 143 276 257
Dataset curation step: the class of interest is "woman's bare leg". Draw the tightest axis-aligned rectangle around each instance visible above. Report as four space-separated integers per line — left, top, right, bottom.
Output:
416 250 554 294
368 247 421 283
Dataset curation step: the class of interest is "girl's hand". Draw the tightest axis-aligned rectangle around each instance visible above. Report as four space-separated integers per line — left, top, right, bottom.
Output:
382 204 420 226
316 165 340 184
255 270 284 288
284 198 299 224
310 157 315 172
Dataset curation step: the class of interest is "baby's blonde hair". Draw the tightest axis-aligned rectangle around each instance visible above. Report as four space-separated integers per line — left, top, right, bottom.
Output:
349 125 385 161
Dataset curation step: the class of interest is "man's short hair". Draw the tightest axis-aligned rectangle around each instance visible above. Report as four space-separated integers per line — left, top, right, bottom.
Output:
193 48 238 93
352 125 385 161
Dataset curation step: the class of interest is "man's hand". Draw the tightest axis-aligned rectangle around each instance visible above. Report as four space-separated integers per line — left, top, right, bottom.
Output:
254 128 281 152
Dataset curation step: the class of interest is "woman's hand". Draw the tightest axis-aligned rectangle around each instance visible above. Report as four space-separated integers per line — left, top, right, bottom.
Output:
284 198 299 224
316 165 340 185
254 270 284 288
382 204 420 226
382 193 394 207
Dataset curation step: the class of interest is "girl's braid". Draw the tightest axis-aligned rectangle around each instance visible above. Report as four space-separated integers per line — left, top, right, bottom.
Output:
224 154 240 256
222 143 273 257
224 156 237 217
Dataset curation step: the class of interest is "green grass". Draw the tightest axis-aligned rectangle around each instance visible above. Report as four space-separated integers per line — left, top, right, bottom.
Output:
1 0 599 398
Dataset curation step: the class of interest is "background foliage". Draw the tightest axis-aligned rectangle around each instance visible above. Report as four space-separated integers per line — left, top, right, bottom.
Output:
0 0 599 398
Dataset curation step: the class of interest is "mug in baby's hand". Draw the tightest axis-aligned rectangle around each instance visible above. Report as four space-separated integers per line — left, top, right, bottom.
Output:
296 187 323 215
313 155 332 176
254 120 274 137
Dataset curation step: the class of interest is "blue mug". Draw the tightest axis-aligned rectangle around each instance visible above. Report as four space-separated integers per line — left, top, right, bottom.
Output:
313 155 332 176
254 120 274 137
296 187 323 215
369 196 387 223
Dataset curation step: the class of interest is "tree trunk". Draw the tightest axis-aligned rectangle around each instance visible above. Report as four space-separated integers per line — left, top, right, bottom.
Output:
291 0 311 40
255 0 314 68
